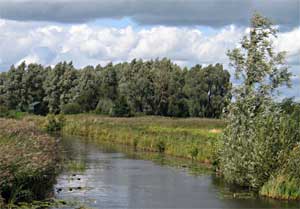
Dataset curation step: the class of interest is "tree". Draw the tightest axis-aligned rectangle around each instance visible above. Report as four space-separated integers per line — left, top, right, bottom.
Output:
22 64 48 115
99 63 118 101
184 64 231 118
0 72 7 106
118 59 155 114
43 62 78 114
220 13 295 189
0 58 232 118
71 66 100 112
4 63 26 110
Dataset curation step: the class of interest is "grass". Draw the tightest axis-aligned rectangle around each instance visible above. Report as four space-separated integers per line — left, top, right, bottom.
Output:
0 118 59 207
61 114 225 163
260 144 300 200
66 160 86 173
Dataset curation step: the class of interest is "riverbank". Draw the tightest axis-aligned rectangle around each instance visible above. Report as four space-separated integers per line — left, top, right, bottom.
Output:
21 114 300 202
61 114 225 164
0 119 59 208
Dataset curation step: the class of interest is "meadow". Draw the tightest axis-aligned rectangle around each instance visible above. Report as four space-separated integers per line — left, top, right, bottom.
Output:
61 114 225 164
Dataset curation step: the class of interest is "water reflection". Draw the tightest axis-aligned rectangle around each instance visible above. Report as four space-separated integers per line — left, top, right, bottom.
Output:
54 136 300 209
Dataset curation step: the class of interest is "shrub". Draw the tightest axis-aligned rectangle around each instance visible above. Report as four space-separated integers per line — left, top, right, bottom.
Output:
43 114 66 132
95 99 113 114
61 103 82 114
0 106 27 119
260 144 300 200
155 140 166 153
220 107 300 189
110 96 132 117
189 146 199 160
0 105 9 117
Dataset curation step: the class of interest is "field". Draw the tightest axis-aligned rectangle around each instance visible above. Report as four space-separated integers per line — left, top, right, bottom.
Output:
61 114 225 164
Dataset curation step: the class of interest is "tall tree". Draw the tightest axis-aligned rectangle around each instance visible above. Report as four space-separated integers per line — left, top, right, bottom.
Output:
4 63 26 110
220 13 293 189
22 63 48 114
71 65 100 112
44 62 78 113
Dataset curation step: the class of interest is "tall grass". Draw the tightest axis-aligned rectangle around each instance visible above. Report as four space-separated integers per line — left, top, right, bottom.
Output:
260 144 300 200
0 119 59 206
61 114 225 163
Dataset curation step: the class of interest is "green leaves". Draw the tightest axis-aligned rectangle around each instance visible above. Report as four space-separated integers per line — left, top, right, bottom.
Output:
220 13 299 193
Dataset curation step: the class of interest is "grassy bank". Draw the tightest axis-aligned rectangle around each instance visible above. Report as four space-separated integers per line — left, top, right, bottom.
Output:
61 114 225 164
260 144 300 200
0 118 59 208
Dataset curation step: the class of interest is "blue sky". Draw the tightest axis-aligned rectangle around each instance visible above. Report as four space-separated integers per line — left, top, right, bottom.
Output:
0 0 299 100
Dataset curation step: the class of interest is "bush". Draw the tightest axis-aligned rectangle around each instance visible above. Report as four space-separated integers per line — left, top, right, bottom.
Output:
110 96 132 117
43 114 66 132
260 144 300 200
0 105 9 117
61 103 82 114
95 99 114 114
0 106 27 119
155 140 166 153
220 107 300 189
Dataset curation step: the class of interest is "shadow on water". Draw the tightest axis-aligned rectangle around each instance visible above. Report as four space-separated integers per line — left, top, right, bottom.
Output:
52 136 300 209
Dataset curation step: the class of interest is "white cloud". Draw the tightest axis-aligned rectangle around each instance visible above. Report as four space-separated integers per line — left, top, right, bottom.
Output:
275 27 300 65
0 19 298 70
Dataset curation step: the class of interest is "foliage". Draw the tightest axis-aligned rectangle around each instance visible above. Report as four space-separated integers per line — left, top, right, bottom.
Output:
260 144 300 200
0 59 231 118
110 96 132 117
43 114 66 132
43 62 78 114
95 98 114 115
0 119 58 205
184 64 231 118
61 103 82 114
0 105 9 117
0 106 27 119
220 13 298 192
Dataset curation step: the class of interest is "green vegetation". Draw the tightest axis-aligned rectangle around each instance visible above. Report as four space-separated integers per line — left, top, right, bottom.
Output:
0 105 27 119
260 144 300 200
43 114 66 132
219 13 300 200
66 160 86 173
0 119 59 207
0 59 231 118
62 115 224 163
0 12 298 204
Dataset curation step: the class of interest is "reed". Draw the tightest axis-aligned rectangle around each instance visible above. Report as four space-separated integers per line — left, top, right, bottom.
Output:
62 114 225 163
0 118 59 206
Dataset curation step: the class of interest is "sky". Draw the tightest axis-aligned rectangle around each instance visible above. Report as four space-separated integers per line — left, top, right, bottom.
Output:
0 0 299 100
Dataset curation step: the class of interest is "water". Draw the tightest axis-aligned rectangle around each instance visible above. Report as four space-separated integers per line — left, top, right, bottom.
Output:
54 136 300 209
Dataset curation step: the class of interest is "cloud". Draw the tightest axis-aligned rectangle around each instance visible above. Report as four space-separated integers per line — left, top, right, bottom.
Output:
276 28 300 65
0 19 299 69
0 0 299 28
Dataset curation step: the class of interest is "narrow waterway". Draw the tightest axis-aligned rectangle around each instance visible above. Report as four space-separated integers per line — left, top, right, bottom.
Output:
53 136 300 209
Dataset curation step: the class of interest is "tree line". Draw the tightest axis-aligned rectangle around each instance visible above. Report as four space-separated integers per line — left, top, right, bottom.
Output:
0 58 231 117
